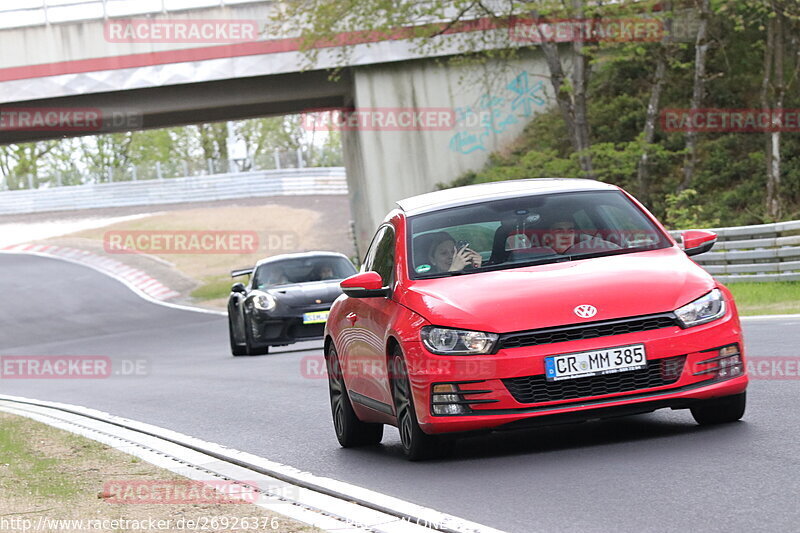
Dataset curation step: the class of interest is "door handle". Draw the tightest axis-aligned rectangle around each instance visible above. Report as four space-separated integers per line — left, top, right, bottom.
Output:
346 312 358 325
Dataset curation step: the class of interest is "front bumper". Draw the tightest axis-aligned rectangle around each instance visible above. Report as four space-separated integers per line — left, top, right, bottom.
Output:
403 311 747 434
249 308 328 346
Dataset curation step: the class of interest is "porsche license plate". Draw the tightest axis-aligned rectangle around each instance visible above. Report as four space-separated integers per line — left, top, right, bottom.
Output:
303 311 330 324
545 344 646 382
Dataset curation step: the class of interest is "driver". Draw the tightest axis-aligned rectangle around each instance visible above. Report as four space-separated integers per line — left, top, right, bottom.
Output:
425 232 482 273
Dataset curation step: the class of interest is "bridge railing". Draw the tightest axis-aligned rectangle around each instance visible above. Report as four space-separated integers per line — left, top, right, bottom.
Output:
0 0 260 30
671 221 800 283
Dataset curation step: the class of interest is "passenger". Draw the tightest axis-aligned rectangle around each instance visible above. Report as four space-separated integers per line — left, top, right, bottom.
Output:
545 217 578 254
266 268 289 285
543 216 621 254
425 232 482 273
312 263 336 281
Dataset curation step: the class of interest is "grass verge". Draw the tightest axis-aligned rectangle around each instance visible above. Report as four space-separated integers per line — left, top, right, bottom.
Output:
726 281 800 316
0 411 318 533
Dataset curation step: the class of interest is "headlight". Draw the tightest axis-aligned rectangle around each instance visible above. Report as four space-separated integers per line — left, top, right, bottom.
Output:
674 289 725 328
251 291 277 312
421 326 498 355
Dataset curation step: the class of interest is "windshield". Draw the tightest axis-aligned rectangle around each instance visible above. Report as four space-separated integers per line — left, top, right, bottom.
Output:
408 190 670 279
252 256 356 288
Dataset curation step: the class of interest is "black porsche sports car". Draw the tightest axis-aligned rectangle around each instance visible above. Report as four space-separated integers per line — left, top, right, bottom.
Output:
227 251 357 355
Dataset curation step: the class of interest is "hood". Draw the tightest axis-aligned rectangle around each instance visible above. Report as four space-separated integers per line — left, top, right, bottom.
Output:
267 280 343 306
399 247 714 333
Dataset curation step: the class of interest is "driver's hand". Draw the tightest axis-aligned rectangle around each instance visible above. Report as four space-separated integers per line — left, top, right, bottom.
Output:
450 246 482 271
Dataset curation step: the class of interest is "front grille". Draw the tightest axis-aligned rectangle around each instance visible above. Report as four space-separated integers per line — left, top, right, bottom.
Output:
498 313 678 349
502 355 686 404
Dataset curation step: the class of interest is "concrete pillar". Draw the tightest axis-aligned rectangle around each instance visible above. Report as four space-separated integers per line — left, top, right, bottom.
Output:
343 51 553 254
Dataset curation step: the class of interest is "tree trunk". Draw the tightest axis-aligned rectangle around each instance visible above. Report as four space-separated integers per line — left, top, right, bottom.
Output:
764 4 784 220
637 2 673 204
530 0 594 178
570 0 593 177
679 0 711 192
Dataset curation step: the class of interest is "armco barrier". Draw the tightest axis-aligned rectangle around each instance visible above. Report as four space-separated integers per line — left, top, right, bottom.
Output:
0 168 347 215
672 220 800 282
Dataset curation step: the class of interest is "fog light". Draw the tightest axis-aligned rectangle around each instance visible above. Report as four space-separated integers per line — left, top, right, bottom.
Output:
693 344 743 380
718 354 743 378
720 345 739 358
431 384 469 416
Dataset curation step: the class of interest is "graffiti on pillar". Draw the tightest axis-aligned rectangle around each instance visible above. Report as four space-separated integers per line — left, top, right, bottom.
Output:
449 71 546 155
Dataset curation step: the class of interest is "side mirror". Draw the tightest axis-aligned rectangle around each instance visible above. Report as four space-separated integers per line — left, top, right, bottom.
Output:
340 271 389 298
231 282 246 294
681 230 717 257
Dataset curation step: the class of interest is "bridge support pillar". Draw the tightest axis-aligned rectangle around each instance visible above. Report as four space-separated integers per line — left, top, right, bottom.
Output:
341 51 553 255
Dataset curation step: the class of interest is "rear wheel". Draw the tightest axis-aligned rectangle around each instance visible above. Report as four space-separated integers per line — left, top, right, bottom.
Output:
326 344 383 447
691 392 746 425
229 317 247 356
391 349 450 461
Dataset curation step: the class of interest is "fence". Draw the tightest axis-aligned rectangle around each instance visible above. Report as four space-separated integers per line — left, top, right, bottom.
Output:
0 167 347 215
673 220 800 283
0 148 341 192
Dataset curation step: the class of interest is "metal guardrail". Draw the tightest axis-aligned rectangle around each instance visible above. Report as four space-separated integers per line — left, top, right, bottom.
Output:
0 167 347 215
672 220 800 282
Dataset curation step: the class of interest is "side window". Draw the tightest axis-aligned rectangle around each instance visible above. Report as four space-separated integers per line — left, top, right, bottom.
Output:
367 226 395 285
363 227 386 272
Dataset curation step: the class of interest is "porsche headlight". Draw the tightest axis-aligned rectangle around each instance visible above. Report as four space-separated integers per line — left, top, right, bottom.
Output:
421 326 498 355
675 289 726 328
251 291 277 312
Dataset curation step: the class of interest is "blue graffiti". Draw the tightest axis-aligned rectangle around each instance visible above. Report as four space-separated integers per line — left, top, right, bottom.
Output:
507 72 546 118
449 71 546 155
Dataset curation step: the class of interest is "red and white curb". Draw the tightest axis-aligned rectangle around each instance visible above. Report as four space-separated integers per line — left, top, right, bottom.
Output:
2 243 180 301
0 395 504 533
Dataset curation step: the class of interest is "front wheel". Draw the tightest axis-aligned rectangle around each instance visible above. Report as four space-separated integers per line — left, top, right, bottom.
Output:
391 349 450 461
326 344 383 447
691 392 746 425
229 317 247 356
244 316 269 356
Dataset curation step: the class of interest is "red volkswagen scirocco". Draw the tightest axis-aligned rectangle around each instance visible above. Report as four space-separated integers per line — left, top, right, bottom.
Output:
324 179 747 460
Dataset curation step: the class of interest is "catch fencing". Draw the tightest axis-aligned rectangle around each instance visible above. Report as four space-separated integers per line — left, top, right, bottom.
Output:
0 167 347 215
674 220 800 282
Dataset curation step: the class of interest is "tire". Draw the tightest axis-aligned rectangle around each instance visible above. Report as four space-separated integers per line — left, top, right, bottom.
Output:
390 349 449 461
326 344 383 447
244 316 269 356
691 392 746 425
229 317 247 356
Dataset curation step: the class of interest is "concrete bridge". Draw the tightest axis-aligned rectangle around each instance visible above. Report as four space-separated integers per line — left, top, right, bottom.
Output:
0 0 558 251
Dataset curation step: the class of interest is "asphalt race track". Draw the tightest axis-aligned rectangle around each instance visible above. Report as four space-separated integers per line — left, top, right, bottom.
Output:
1 253 799 532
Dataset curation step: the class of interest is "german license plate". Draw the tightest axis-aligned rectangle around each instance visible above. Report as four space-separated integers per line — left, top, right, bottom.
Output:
545 344 646 382
303 311 330 324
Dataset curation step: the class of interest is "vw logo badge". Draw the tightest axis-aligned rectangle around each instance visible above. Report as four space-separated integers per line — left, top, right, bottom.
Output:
574 304 597 319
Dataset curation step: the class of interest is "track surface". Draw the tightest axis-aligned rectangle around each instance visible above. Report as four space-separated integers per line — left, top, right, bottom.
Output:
1 253 799 532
